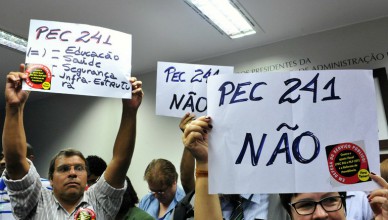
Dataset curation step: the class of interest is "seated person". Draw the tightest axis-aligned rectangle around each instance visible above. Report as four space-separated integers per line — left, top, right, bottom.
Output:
139 159 185 220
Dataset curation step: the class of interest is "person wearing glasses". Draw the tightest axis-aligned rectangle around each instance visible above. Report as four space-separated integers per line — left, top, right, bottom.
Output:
279 192 347 219
139 158 185 220
2 65 143 219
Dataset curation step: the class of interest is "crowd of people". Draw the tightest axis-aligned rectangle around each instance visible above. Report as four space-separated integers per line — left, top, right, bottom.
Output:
1 65 388 219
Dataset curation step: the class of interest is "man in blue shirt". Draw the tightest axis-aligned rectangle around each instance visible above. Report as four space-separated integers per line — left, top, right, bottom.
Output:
139 159 185 220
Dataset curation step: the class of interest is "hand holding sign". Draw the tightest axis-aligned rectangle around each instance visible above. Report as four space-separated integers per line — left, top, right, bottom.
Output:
23 19 132 99
369 174 388 219
183 116 212 164
5 64 30 107
123 77 144 110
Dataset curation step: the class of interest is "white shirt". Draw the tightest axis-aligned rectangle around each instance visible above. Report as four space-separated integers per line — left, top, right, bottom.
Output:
346 191 373 220
221 194 269 220
0 176 52 220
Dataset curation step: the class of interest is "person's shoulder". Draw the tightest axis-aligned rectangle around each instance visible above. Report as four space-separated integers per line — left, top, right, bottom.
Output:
140 192 153 201
139 193 155 208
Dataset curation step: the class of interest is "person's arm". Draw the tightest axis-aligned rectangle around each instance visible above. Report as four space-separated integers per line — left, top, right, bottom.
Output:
179 113 196 193
368 173 388 220
3 64 30 180
182 116 222 220
104 77 143 188
180 148 195 193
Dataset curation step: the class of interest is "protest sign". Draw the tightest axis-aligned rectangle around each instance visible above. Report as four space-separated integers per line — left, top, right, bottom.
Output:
156 61 233 117
23 19 132 99
207 70 380 193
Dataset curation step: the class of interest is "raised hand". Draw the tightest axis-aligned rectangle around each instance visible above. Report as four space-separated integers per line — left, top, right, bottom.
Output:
369 173 388 220
179 112 195 132
5 64 30 107
122 77 144 110
182 116 212 163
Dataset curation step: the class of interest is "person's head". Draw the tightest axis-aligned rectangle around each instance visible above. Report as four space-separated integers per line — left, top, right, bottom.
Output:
0 143 35 175
116 176 140 219
85 155 107 186
380 158 388 182
48 148 88 203
144 158 178 206
279 192 347 220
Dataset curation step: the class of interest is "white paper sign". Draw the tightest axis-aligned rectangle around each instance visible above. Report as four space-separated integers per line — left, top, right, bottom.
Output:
156 61 234 118
207 70 380 194
23 19 132 99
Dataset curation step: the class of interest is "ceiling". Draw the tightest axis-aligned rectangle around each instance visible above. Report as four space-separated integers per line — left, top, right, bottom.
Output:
1 0 388 108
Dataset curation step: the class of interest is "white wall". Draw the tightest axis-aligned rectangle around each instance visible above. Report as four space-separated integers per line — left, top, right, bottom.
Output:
8 17 388 199
198 17 388 140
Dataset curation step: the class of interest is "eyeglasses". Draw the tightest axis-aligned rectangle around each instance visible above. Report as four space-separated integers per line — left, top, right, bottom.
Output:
56 164 86 174
150 190 165 196
149 187 169 196
289 195 344 215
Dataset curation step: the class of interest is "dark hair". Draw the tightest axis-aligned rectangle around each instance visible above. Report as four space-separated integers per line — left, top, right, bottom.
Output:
86 155 107 177
117 176 139 218
48 148 87 180
144 158 178 187
279 192 347 217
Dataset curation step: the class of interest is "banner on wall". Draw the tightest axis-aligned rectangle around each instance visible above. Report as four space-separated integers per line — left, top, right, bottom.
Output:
207 70 380 193
156 61 234 118
23 19 133 99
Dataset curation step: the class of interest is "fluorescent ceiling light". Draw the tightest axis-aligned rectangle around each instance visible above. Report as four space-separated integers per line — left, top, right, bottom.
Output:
0 29 27 53
184 0 259 39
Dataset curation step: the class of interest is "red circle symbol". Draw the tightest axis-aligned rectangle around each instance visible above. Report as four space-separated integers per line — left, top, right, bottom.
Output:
25 64 52 89
327 142 369 184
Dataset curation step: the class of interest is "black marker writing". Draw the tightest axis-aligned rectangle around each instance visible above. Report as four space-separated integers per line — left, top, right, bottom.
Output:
169 91 207 112
279 73 341 104
218 81 267 106
235 123 320 166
